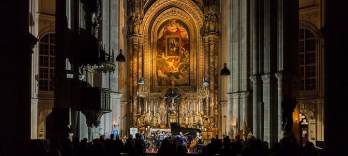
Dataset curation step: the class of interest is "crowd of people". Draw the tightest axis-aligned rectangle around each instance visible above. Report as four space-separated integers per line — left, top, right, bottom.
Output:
202 134 325 156
23 132 325 156
146 130 203 153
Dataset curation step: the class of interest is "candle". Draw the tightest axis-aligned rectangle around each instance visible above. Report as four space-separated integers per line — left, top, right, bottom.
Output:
139 103 142 114
187 101 189 112
190 100 192 112
198 100 201 113
193 100 195 112
156 101 158 113
145 100 148 112
194 100 196 113
151 100 155 112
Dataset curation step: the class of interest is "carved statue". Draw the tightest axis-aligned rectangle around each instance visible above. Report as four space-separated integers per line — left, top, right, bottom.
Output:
208 14 218 32
128 15 142 35
133 15 141 34
127 16 134 34
203 1 219 34
164 88 181 115
136 115 145 127
159 102 167 125
145 111 152 125
203 15 210 34
203 117 211 129
153 112 161 127
168 96 179 114
91 0 102 37
196 115 203 127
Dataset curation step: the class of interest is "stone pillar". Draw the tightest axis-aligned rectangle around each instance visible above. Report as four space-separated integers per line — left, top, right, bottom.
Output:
261 74 272 143
29 0 39 139
325 1 348 154
231 93 240 134
249 0 263 139
111 93 121 135
207 35 219 118
275 72 283 140
45 0 71 141
203 0 220 129
239 91 249 136
316 99 324 141
30 46 39 140
220 0 232 138
31 99 38 139
127 0 144 127
226 93 233 137
229 0 251 138
120 100 128 136
220 100 228 137
250 76 262 138
276 0 298 141
118 0 127 136
127 34 143 127
0 0 36 155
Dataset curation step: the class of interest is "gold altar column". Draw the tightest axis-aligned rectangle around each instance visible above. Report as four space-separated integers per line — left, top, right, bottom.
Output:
127 0 144 127
203 1 220 129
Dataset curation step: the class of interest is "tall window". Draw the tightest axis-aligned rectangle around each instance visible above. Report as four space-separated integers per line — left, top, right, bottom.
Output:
298 28 317 90
39 33 55 91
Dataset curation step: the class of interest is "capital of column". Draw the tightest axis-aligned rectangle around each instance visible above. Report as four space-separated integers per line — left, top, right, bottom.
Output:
127 34 143 41
261 73 272 83
219 100 228 106
275 71 296 82
111 93 123 99
203 34 219 41
250 75 261 84
230 91 250 99
275 71 283 80
230 92 240 99
240 91 250 99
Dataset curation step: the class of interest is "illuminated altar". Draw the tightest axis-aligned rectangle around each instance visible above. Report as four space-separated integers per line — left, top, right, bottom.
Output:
123 0 221 139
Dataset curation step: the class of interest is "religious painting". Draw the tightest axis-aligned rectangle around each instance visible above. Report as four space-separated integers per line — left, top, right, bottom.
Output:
167 37 180 56
157 19 190 86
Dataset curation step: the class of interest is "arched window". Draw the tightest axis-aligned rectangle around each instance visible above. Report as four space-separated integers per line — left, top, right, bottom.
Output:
298 28 317 90
39 33 55 91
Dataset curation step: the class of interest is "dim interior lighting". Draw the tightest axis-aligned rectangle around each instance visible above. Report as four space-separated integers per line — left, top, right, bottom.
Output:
220 63 231 76
116 49 126 62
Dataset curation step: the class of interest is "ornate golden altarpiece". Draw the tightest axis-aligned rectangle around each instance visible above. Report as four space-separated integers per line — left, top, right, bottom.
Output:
125 0 220 138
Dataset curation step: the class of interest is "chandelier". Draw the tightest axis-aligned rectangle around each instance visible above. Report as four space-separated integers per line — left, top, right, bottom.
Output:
220 63 231 76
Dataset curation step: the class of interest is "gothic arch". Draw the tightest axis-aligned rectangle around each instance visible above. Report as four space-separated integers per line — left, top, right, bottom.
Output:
141 0 204 92
142 0 204 32
299 20 325 93
300 20 323 39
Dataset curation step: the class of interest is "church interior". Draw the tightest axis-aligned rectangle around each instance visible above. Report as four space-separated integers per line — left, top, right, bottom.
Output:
1 0 348 155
